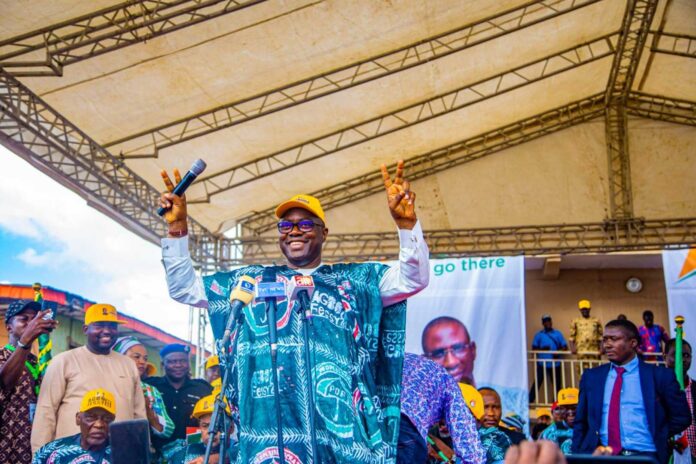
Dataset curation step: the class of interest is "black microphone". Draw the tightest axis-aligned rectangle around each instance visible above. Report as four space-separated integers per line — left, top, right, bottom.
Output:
221 275 256 347
257 268 286 356
287 275 315 321
157 158 207 216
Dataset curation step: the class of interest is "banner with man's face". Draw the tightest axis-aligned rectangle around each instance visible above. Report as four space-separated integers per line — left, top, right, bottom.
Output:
404 256 528 429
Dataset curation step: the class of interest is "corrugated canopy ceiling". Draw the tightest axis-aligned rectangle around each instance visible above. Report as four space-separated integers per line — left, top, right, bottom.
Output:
0 0 694 256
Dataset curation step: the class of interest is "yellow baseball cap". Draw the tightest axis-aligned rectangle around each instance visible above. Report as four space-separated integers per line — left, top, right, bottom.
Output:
459 383 484 420
211 377 221 393
557 387 579 406
578 299 591 309
205 355 219 370
80 388 116 415
192 395 216 419
536 407 552 419
275 194 326 223
85 303 126 325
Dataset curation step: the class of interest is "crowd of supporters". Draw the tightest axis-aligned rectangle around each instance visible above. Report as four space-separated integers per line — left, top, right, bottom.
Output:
1 297 692 464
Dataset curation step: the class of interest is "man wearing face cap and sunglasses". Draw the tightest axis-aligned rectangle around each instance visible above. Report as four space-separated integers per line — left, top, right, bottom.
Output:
158 160 430 463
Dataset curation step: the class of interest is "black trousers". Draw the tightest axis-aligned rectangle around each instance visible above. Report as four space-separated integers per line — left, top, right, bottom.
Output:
529 363 562 403
397 413 428 464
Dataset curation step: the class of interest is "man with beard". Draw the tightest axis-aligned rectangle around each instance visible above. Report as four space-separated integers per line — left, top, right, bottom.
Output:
31 304 146 451
145 343 212 456
33 389 116 464
422 317 476 385
479 388 525 446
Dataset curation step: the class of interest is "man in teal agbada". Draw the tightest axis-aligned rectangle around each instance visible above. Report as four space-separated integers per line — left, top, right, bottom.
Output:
159 161 430 463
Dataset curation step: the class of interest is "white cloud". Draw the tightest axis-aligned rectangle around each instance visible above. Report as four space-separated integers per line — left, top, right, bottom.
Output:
0 147 200 341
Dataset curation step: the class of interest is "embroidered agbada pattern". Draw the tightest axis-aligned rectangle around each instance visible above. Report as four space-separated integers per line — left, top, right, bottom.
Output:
32 434 111 464
204 263 407 464
0 346 41 464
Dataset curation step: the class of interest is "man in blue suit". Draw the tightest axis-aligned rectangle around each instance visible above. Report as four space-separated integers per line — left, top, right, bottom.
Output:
572 319 690 464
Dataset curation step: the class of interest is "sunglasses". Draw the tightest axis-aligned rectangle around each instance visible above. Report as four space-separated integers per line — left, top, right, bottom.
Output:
277 219 323 234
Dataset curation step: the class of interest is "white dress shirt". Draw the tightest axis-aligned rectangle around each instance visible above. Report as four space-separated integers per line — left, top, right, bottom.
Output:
161 221 430 308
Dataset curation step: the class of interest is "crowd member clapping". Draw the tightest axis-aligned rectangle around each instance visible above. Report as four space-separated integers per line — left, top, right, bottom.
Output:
540 388 577 454
33 388 115 464
112 336 174 439
0 300 57 464
144 344 212 456
31 304 146 452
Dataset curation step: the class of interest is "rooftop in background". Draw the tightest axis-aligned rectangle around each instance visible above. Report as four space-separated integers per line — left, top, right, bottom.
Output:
0 283 202 355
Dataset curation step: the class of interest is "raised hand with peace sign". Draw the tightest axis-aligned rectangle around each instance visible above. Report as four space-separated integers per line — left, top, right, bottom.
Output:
159 169 188 237
381 160 418 230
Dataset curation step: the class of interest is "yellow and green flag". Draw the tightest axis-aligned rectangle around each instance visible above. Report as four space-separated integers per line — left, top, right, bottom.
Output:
33 282 53 374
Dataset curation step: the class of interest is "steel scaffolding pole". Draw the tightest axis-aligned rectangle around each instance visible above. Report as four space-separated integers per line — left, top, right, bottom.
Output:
626 92 696 126
103 0 603 158
0 0 266 77
221 217 696 265
0 68 220 268
650 32 696 59
603 0 659 220
188 36 616 203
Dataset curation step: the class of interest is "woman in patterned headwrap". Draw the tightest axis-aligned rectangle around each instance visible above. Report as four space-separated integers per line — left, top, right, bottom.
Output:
112 336 174 439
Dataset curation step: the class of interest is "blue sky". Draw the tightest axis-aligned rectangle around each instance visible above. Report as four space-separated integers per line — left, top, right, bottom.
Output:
0 147 194 340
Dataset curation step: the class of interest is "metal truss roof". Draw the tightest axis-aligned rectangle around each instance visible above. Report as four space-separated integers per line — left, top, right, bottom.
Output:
1 0 695 268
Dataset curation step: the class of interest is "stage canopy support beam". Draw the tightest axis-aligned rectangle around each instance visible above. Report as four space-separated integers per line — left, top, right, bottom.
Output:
226 217 696 266
237 94 607 234
0 0 266 77
103 0 604 158
603 0 658 220
0 68 220 269
188 36 617 203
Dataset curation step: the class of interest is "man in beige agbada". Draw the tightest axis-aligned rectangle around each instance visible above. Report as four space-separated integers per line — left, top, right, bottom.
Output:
31 303 146 451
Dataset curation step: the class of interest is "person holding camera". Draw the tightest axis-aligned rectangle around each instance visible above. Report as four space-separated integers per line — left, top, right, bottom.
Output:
0 299 58 464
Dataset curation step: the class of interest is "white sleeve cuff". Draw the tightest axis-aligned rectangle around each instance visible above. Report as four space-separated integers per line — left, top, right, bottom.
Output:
161 236 190 257
397 221 423 249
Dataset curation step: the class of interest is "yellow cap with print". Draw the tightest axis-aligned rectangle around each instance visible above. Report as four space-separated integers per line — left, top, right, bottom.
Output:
80 388 116 415
274 194 326 223
557 387 579 406
85 303 126 325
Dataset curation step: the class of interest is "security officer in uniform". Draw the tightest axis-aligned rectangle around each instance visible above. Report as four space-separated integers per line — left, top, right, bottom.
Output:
569 299 603 375
144 343 212 457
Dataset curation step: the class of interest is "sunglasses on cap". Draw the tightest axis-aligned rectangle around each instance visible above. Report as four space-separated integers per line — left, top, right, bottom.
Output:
277 219 323 234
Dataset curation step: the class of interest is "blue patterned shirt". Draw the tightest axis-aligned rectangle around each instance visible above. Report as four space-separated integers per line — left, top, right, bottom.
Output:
32 434 111 464
401 353 485 464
